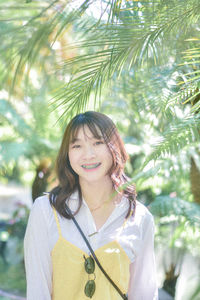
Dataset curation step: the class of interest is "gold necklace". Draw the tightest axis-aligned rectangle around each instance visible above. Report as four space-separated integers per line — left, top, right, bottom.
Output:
90 194 121 212
90 200 111 212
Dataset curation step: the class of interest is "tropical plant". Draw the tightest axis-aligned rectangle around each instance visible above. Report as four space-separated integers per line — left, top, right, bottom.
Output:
0 0 200 298
0 93 60 184
1 0 199 147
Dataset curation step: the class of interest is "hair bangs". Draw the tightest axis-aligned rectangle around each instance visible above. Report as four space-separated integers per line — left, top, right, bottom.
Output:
69 117 106 144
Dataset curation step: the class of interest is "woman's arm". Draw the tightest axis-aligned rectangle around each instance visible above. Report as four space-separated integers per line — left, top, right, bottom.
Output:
128 213 158 300
24 197 52 300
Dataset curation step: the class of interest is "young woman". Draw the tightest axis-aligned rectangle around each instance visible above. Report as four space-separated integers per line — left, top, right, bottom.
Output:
24 111 158 300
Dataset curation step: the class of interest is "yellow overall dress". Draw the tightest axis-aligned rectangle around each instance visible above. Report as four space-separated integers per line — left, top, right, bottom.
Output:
51 209 130 300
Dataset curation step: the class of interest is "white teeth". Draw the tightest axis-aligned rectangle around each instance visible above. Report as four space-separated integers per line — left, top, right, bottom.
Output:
82 163 101 169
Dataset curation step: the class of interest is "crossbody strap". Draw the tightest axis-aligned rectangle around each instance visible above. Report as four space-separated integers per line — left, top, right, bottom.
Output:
65 204 128 300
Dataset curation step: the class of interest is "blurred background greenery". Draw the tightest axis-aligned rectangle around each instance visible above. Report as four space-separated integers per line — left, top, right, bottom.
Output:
0 0 200 299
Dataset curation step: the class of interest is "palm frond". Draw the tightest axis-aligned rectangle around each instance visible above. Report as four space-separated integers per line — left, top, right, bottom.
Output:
143 114 200 166
1 0 91 92
149 195 200 226
1 0 200 111
50 0 200 114
0 99 32 137
0 140 29 164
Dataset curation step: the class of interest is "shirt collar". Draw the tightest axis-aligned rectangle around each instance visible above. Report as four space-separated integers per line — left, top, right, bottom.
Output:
68 190 129 216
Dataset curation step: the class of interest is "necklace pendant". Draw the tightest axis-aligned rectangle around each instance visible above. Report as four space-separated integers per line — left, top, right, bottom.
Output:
88 231 98 237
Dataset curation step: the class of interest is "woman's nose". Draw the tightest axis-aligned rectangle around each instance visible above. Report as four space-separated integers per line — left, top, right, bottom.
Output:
82 145 96 159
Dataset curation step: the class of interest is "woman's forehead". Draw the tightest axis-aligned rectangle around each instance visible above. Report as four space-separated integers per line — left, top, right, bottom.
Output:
70 124 102 142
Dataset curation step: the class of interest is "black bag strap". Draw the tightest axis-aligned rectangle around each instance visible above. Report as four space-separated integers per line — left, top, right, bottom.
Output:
65 204 128 300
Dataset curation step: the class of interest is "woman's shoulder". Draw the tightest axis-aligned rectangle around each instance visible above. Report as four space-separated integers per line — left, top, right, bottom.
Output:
33 193 51 207
135 200 152 215
31 191 78 217
31 193 52 217
134 200 154 225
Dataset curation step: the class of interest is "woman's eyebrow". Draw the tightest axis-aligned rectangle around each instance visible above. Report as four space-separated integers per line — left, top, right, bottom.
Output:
70 138 81 144
70 135 103 144
93 135 103 139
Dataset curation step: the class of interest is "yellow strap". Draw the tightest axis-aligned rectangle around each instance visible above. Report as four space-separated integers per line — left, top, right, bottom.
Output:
53 207 62 237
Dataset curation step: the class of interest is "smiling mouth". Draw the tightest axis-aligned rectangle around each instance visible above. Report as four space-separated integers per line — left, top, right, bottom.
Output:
81 163 101 169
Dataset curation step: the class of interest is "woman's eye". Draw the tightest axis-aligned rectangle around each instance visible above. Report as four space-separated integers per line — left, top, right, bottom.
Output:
95 141 104 145
72 144 81 149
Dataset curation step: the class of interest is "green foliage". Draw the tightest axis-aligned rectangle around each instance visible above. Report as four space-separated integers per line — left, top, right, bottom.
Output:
0 99 31 136
0 0 199 192
0 98 57 159
0 259 25 295
0 2 200 297
150 195 200 226
190 284 200 300
0 93 62 183
8 203 29 239
1 0 200 115
0 203 29 295
144 115 200 166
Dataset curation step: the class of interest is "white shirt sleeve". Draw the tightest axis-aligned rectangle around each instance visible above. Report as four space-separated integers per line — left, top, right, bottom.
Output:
24 197 52 300
128 213 158 300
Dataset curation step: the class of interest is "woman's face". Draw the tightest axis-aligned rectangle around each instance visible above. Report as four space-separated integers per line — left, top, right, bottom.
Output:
68 125 113 185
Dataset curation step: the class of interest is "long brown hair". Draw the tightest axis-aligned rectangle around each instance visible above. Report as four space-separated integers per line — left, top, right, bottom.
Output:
49 111 136 218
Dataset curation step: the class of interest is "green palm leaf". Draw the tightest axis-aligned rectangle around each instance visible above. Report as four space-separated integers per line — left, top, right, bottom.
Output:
0 99 32 137
1 0 200 114
143 115 200 166
150 195 200 226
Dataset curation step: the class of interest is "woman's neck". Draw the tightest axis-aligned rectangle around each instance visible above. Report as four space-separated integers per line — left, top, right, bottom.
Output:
79 177 115 208
79 177 122 230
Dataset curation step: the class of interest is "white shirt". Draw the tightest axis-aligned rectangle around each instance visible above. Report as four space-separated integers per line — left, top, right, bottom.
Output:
24 192 158 300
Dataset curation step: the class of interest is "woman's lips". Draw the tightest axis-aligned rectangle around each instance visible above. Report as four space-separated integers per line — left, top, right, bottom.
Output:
81 163 101 171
